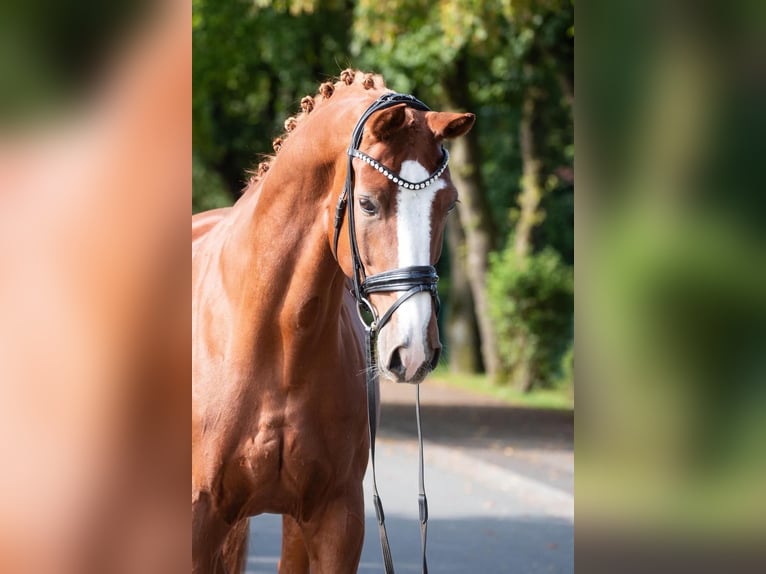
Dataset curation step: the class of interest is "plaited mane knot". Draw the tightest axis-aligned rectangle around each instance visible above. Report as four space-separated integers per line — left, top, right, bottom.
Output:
319 82 335 98
300 95 314 113
284 117 298 132
242 70 391 194
340 68 355 85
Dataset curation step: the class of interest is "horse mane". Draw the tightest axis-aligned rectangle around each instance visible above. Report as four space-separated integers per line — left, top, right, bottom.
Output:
242 69 386 193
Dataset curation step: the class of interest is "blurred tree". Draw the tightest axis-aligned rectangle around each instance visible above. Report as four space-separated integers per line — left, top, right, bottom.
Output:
193 0 352 196
445 217 483 372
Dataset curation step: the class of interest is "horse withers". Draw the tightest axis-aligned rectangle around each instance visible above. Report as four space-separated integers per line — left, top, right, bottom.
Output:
192 70 474 573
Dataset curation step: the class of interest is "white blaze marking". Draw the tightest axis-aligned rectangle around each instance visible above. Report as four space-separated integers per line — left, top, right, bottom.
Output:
395 160 445 363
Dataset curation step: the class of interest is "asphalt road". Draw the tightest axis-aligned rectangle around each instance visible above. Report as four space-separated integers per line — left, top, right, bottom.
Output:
245 381 574 573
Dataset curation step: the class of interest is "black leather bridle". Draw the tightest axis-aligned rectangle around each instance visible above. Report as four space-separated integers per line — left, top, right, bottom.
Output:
332 92 449 574
332 92 448 328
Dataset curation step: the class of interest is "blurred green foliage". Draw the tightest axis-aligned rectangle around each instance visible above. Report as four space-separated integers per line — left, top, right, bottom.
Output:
0 0 149 126
192 154 232 213
488 244 573 390
192 0 352 198
432 365 574 409
351 0 574 248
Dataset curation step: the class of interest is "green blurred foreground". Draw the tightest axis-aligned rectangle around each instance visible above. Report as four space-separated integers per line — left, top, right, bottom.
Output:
578 0 766 559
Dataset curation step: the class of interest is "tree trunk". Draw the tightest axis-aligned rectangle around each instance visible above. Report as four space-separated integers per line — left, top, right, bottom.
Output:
448 132 502 379
513 90 544 259
511 89 545 392
441 53 502 378
557 70 574 110
445 217 482 373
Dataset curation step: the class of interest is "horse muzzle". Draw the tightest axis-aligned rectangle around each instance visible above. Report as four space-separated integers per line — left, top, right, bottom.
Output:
383 341 441 384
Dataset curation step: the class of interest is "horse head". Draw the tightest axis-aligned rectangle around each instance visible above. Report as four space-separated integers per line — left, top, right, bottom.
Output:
334 98 475 383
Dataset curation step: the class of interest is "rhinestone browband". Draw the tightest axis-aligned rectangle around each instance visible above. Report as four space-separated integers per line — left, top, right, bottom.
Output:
350 148 450 190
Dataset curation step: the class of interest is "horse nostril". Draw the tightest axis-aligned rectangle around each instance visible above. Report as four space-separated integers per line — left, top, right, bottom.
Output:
429 347 442 371
387 347 407 381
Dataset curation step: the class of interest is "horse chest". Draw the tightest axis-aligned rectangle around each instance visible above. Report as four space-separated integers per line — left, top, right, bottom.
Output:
234 401 366 516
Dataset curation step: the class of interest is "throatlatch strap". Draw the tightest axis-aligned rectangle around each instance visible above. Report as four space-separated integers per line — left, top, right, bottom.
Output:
365 327 396 574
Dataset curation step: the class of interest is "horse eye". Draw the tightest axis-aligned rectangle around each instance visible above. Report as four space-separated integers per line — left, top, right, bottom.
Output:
448 200 459 213
359 197 377 216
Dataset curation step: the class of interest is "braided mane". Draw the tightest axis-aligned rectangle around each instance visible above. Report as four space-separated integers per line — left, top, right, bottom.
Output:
244 69 386 191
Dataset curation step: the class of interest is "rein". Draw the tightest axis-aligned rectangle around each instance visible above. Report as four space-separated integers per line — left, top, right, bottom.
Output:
333 93 448 574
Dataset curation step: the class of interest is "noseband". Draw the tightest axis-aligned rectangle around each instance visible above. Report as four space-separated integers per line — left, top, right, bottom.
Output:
332 93 448 574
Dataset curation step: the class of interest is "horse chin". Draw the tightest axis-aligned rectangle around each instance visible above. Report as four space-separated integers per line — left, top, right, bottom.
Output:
408 364 432 385
378 363 432 385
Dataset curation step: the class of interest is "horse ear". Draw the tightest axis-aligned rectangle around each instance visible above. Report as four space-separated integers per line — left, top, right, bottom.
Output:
367 103 408 141
426 111 476 140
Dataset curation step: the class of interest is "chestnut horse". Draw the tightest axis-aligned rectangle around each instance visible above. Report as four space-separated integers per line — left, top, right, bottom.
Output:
192 70 474 573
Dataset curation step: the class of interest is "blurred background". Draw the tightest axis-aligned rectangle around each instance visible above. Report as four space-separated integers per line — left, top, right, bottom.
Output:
1 0 763 571
578 0 766 570
192 0 575 405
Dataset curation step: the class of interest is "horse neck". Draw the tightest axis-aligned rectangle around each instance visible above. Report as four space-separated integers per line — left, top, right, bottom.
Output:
221 91 379 294
216 115 351 331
